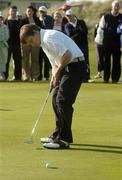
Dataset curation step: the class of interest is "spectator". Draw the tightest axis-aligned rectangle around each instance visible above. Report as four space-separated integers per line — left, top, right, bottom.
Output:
21 6 42 81
4 6 22 81
0 12 9 81
94 13 105 79
65 9 92 82
53 11 63 31
38 6 54 80
58 3 83 33
38 6 54 29
58 4 70 33
97 0 122 83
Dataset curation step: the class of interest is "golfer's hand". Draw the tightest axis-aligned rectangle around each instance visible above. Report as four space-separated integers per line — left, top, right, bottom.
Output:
51 67 61 88
50 74 60 88
50 76 57 88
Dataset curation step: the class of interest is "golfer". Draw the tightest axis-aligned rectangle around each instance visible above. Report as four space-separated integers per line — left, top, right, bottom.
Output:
20 24 86 149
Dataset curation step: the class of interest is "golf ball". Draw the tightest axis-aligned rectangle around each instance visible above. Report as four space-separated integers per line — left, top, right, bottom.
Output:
46 163 52 168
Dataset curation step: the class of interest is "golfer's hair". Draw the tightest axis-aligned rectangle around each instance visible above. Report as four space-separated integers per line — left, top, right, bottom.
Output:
10 6 17 10
20 24 40 44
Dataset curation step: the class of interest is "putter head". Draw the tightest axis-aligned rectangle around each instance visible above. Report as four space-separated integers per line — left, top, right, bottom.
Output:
24 137 34 144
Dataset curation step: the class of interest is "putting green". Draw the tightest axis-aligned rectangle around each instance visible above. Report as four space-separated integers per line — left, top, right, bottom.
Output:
0 82 122 180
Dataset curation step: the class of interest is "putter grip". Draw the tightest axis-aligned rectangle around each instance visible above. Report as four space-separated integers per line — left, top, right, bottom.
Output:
50 87 53 93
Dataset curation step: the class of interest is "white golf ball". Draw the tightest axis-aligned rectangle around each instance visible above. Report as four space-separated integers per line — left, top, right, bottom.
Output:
46 163 52 168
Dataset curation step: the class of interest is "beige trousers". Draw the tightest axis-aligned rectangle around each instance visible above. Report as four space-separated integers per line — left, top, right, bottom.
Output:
21 44 40 80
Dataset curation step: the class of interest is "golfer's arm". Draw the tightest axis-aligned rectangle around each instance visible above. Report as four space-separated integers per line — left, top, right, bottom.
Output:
57 50 72 72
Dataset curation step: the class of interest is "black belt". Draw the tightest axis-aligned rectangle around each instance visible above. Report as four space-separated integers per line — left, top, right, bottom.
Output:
65 57 84 72
70 57 85 64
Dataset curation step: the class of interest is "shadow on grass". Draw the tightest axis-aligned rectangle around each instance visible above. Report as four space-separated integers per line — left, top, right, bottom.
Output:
35 144 122 154
0 108 13 111
70 143 122 154
36 148 44 150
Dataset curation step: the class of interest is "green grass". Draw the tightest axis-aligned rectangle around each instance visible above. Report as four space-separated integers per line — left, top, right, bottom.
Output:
0 39 122 179
0 81 122 180
1 0 122 178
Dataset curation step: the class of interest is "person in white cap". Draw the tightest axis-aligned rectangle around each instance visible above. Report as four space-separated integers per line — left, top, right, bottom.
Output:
65 9 92 82
0 12 9 81
38 6 54 80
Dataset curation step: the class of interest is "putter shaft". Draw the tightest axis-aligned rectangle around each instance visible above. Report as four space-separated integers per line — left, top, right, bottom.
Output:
31 88 52 136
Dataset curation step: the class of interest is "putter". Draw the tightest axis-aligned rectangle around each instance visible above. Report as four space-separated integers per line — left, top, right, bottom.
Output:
24 87 52 144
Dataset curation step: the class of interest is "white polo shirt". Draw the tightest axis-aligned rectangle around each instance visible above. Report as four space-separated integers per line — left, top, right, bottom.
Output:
40 29 84 67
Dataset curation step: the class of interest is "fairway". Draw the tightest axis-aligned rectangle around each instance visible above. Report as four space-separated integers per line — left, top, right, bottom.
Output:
0 81 122 180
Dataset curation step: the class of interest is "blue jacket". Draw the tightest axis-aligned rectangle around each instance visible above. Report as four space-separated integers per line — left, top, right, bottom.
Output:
40 15 54 29
117 22 122 47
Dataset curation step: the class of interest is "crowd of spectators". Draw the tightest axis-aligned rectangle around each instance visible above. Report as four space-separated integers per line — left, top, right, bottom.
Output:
0 0 121 83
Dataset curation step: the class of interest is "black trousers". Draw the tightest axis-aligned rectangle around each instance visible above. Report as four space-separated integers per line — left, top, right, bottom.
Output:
39 48 50 80
5 45 22 80
104 44 121 82
51 61 86 143
96 43 104 72
80 44 90 80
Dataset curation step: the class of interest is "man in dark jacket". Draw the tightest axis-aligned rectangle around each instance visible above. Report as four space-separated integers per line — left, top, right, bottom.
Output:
64 9 92 82
4 6 22 80
97 0 122 83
